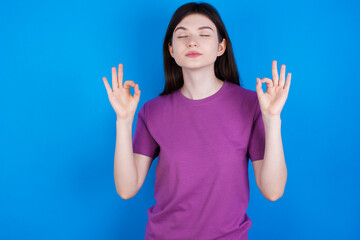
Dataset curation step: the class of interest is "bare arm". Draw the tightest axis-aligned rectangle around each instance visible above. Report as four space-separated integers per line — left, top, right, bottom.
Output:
255 60 291 201
114 118 154 200
257 116 287 201
114 118 138 199
102 63 143 199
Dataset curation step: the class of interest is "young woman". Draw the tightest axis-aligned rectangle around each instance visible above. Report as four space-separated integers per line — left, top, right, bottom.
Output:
103 2 291 240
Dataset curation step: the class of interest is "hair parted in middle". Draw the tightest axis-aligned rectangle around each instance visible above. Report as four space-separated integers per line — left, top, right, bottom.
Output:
159 1 242 96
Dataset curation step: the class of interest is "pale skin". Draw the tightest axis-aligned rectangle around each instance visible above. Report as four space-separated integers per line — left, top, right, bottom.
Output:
253 60 291 201
103 64 141 122
168 14 226 100
102 13 291 201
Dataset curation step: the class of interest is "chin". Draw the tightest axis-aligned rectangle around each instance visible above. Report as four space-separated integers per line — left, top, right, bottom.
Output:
175 59 211 68
180 62 214 70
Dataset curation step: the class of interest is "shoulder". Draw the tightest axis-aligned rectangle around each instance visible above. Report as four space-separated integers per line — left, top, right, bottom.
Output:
226 81 258 104
143 93 169 111
140 92 173 121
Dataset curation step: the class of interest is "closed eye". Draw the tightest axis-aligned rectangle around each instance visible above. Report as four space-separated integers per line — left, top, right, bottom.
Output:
177 35 211 38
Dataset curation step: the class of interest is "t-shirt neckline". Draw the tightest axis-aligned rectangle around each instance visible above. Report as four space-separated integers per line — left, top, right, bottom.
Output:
176 80 229 105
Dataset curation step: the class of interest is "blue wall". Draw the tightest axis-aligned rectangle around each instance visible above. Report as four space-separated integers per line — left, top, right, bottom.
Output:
1 0 359 239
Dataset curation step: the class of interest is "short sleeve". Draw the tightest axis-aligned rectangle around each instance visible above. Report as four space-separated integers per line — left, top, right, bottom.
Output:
132 103 160 160
247 97 265 162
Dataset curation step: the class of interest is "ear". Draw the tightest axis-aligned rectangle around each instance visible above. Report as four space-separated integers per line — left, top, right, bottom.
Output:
217 38 226 57
168 42 174 58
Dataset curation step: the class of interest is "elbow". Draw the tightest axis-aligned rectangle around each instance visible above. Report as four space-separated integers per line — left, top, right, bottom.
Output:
261 187 284 201
118 191 135 200
261 183 286 202
266 192 284 202
116 184 138 200
115 182 138 200
267 195 280 202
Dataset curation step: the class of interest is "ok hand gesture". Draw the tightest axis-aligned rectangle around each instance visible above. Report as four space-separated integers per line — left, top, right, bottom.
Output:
256 60 292 118
103 63 141 121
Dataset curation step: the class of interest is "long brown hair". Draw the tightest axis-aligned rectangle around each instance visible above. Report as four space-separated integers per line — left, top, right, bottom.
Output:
159 2 242 96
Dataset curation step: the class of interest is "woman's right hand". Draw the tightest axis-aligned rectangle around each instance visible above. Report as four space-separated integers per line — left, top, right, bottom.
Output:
103 63 141 120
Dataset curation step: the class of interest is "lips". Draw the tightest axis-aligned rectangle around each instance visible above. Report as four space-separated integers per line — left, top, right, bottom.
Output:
186 51 202 56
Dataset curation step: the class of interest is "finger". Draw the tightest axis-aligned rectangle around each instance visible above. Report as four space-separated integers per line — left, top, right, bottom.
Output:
279 64 286 87
272 60 279 86
112 67 119 89
256 78 265 96
133 84 141 101
261 77 274 88
285 72 291 91
123 80 136 89
118 63 123 88
103 77 113 95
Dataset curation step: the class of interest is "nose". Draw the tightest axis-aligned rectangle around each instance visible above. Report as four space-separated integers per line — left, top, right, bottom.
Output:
187 35 198 47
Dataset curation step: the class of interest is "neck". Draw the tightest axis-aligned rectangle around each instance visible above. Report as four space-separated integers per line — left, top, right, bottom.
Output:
180 63 224 100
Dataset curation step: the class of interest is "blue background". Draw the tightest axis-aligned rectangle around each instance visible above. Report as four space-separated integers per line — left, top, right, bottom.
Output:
1 0 359 239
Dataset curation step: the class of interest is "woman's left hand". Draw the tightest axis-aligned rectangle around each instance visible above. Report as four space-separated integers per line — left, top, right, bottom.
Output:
256 60 292 118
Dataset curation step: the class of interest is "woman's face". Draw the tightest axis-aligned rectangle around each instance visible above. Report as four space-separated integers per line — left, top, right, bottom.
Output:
168 13 226 70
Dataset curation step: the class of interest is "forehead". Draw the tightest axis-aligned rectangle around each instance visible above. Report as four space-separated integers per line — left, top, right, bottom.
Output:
175 14 216 30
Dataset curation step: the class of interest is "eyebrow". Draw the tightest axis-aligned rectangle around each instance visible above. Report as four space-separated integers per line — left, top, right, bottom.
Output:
174 26 214 33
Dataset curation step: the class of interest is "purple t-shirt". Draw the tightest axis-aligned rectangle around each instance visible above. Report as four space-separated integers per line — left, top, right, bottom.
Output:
132 80 265 240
